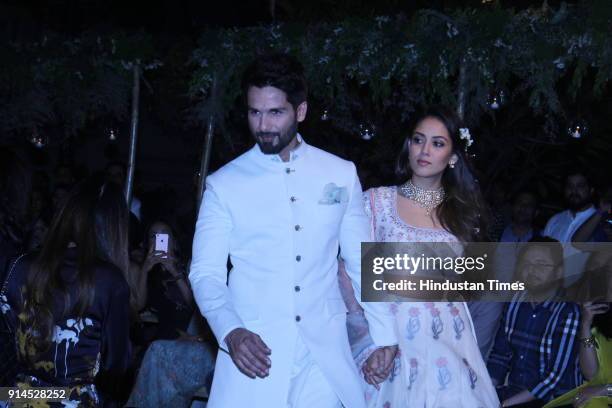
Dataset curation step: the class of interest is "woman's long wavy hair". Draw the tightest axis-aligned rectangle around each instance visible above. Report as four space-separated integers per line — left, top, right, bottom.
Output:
395 106 490 242
21 179 128 361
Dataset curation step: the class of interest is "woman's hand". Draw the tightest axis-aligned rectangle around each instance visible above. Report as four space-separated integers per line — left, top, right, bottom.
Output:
141 247 168 274
580 302 610 332
573 385 607 407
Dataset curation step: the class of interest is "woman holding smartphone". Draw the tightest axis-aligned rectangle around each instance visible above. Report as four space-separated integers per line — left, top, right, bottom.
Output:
134 220 194 342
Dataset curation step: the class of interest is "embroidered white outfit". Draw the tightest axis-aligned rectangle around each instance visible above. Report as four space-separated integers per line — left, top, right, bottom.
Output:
344 186 500 408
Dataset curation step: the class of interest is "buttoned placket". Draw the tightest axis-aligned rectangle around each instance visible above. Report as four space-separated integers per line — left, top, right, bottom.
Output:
284 161 303 325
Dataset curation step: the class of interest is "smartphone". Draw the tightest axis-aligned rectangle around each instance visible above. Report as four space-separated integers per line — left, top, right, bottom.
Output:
155 233 169 254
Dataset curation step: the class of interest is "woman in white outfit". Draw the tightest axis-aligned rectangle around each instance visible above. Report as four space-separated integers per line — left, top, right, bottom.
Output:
341 106 500 408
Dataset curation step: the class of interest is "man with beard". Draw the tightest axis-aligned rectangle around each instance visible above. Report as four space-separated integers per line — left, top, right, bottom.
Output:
488 237 581 408
544 171 602 286
189 53 398 408
544 171 599 242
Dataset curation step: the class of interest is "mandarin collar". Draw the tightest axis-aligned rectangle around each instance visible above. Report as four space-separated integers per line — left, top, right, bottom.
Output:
252 133 307 163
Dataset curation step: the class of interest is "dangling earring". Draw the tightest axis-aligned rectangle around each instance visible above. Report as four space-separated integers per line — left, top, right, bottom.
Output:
449 161 456 169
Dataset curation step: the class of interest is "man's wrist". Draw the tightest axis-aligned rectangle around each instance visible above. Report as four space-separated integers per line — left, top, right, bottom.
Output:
225 328 240 349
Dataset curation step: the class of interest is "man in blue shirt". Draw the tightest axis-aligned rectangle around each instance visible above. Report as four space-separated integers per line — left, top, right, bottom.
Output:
488 238 581 407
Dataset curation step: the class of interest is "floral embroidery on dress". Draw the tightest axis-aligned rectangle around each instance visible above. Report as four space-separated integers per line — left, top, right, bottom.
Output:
388 354 401 383
430 306 444 339
448 303 465 340
407 358 418 390
389 303 399 315
436 357 451 390
406 307 421 340
463 358 478 389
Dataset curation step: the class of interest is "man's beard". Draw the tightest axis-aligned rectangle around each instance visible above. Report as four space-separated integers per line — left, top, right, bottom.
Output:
254 121 298 155
566 194 590 212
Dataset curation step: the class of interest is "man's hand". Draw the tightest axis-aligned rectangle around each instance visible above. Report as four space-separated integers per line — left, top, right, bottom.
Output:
225 328 272 379
362 345 398 389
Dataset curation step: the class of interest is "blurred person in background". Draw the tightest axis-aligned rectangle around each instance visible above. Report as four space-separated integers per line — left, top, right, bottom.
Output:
132 220 194 346
0 179 131 406
544 171 603 287
543 300 612 408
488 237 581 407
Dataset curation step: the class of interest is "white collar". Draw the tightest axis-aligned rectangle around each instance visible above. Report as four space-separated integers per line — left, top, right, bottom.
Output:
568 205 595 220
254 133 306 163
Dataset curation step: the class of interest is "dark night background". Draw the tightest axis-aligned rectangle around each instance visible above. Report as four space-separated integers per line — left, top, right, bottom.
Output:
0 0 609 232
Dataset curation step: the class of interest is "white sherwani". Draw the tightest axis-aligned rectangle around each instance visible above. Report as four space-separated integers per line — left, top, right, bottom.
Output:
189 137 396 408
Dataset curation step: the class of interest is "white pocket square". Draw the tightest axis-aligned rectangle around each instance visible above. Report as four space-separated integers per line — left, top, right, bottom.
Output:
318 183 348 205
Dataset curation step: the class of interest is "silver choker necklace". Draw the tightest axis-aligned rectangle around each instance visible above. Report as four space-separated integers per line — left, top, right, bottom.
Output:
397 180 445 215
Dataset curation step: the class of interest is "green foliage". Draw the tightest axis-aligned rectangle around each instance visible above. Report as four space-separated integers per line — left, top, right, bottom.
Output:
188 2 612 141
0 31 160 137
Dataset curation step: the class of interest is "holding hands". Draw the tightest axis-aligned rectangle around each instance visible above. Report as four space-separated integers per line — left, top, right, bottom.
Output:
362 345 398 389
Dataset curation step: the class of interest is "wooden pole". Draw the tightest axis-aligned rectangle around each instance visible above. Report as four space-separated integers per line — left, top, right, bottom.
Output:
457 57 467 121
125 64 141 207
196 77 217 213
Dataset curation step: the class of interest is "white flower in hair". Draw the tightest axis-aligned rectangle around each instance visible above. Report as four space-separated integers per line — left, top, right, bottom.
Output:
459 127 473 150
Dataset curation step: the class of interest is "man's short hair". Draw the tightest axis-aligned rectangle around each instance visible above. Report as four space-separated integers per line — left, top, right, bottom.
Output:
241 53 308 110
512 189 539 205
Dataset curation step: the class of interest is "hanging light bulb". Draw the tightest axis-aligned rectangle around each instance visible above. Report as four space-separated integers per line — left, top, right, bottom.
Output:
567 121 588 139
109 128 117 141
33 138 46 148
487 89 505 110
359 123 376 141
320 109 330 121
29 128 47 148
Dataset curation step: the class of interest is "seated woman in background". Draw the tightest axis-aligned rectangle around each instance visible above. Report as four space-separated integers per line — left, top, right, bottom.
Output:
125 222 213 408
1 179 131 407
543 301 612 408
131 220 194 345
546 248 612 408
